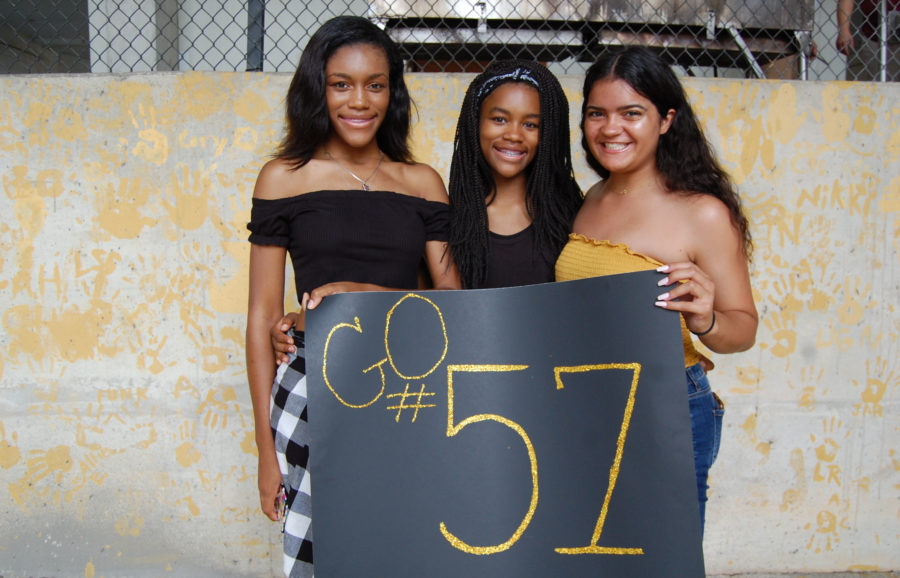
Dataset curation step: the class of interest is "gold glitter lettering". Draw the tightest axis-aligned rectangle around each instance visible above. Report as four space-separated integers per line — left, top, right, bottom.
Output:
385 293 448 380
440 364 536 555
554 363 645 556
385 382 436 423
322 317 385 408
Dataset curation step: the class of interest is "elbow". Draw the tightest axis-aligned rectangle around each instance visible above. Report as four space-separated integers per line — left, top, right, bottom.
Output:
246 308 283 342
704 324 757 354
741 316 759 351
732 324 758 353
721 311 758 353
735 335 756 353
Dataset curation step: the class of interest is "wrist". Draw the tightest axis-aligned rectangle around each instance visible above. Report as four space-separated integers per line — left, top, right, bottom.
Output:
255 430 276 452
690 311 717 337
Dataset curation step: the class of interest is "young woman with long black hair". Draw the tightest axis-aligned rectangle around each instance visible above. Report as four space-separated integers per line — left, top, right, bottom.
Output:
245 16 459 577
448 60 582 289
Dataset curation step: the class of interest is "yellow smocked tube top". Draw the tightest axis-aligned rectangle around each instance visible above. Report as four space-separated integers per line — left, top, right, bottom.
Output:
555 234 705 368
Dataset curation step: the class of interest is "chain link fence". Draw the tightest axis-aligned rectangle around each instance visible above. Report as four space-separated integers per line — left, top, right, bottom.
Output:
1 0 898 80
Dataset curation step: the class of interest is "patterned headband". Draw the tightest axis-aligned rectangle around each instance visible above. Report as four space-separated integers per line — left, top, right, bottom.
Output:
476 67 540 101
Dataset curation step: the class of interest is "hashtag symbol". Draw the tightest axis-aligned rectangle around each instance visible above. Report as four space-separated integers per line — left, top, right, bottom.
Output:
385 382 436 423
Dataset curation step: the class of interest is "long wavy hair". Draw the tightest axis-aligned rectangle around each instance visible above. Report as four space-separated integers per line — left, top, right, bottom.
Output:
275 16 413 167
449 60 583 288
581 47 752 256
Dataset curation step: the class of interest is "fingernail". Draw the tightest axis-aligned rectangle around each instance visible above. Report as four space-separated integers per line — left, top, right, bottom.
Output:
657 292 669 301
655 301 668 308
656 265 669 272
657 277 669 286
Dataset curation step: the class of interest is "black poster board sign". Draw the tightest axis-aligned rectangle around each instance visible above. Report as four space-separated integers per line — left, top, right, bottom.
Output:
306 272 704 577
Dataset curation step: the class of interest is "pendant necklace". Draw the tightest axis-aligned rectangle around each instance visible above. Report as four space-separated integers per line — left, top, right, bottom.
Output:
604 180 631 196
325 150 384 191
607 181 656 196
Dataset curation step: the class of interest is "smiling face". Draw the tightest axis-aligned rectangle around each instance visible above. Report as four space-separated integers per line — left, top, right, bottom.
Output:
478 82 541 185
582 77 674 178
324 43 391 153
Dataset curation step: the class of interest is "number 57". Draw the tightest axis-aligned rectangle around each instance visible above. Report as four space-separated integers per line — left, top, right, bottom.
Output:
439 363 644 557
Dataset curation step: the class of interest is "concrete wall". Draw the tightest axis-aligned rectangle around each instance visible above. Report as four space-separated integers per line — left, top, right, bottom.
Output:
0 72 897 577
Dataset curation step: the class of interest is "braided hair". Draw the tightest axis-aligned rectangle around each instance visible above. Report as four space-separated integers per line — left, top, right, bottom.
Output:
448 61 583 288
581 47 752 257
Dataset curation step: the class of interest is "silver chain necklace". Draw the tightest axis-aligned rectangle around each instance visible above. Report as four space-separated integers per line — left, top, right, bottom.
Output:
325 150 384 191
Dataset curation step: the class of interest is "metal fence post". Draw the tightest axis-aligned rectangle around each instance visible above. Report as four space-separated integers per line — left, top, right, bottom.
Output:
247 0 265 72
880 0 888 81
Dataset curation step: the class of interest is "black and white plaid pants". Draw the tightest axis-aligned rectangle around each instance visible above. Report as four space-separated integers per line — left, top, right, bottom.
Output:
270 331 314 577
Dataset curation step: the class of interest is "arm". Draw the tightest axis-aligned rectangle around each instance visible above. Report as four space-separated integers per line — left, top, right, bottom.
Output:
246 160 297 520
655 199 758 354
837 0 855 55
415 162 462 291
247 243 288 520
424 240 461 290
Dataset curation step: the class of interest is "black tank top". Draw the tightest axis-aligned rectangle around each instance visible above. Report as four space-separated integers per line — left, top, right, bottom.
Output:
484 225 554 289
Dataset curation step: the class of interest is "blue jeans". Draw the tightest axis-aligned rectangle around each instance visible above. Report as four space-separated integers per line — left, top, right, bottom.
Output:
687 362 724 534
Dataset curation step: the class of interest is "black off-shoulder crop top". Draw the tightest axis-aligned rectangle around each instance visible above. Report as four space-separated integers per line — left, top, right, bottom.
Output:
247 189 450 302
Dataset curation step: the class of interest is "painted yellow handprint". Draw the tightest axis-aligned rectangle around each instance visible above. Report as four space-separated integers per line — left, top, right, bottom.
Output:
0 421 21 468
129 103 168 165
766 83 807 145
197 386 243 431
835 275 873 326
804 509 846 553
811 417 846 486
175 417 202 468
787 256 837 312
23 79 57 147
163 162 216 231
760 310 797 358
94 177 157 239
8 445 73 508
765 269 804 320
783 364 826 411
0 98 25 155
711 82 763 183
852 357 898 417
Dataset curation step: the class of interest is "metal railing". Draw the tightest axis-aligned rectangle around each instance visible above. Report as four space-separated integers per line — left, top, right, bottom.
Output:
1 0 897 80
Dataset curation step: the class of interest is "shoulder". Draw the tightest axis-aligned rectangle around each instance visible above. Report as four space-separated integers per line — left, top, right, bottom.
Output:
253 158 301 200
396 162 449 204
253 157 332 200
678 192 742 254
682 192 733 228
581 180 608 204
